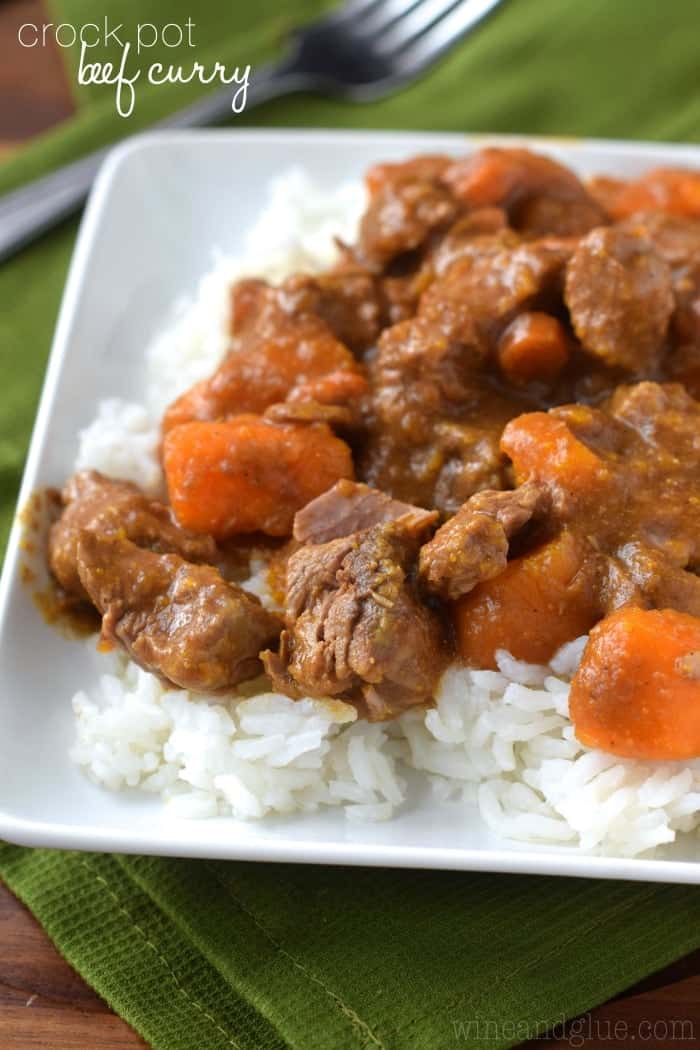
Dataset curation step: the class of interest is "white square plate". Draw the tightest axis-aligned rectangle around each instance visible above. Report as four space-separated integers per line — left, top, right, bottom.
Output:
2 129 700 882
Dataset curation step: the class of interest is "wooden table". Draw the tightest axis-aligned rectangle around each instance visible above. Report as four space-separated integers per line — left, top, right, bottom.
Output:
1 1 699 1046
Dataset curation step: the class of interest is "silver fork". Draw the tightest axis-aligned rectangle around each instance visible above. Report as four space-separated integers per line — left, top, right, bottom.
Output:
0 0 503 262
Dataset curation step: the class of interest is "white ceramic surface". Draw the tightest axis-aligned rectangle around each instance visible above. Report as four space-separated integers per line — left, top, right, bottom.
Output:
2 129 699 882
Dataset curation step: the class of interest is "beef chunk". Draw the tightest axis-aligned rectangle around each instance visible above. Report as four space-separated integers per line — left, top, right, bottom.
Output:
358 177 459 268
49 470 219 600
419 481 550 600
263 513 448 720
614 214 700 355
77 531 281 692
442 147 605 236
513 193 605 238
670 261 700 350
667 342 700 399
429 210 513 276
264 368 369 430
608 381 700 474
280 270 383 355
369 316 485 439
617 211 700 268
364 154 451 195
420 237 573 345
613 542 700 618
362 315 521 511
163 279 361 432
565 227 674 371
293 479 438 545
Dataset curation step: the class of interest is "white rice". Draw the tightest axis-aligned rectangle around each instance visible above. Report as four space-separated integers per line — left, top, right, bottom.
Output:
69 170 700 858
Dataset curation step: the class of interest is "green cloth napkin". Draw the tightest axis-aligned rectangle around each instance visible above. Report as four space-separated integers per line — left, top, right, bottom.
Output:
1 1 699 1047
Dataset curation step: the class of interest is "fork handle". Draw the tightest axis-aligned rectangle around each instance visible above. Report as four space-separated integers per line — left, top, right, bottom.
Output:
0 59 312 263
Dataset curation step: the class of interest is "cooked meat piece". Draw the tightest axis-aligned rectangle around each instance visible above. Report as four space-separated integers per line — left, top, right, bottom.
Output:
77 531 281 692
429 418 514 513
280 270 383 354
419 481 550 600
614 542 700 617
361 415 511 515
611 213 700 351
284 368 368 411
420 237 573 344
264 369 369 429
564 227 674 371
49 470 219 600
358 177 458 267
163 279 361 432
429 210 513 276
616 211 700 268
513 193 605 237
370 316 485 439
293 479 438 545
613 214 700 353
364 154 451 195
608 380 700 473
362 312 520 511
263 401 354 429
380 268 431 326
362 278 545 513
669 260 700 349
263 513 448 720
667 342 700 399
442 147 605 236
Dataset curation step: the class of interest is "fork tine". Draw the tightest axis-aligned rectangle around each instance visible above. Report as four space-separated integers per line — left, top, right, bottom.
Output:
392 0 505 69
345 0 425 36
331 0 404 28
373 0 465 54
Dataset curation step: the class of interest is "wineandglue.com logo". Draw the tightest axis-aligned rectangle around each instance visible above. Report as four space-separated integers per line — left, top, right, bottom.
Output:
18 17 250 118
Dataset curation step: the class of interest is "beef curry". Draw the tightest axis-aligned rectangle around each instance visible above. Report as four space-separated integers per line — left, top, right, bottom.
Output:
47 147 700 760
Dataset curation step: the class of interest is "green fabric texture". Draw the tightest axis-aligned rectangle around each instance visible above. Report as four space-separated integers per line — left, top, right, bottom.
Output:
1 1 700 1047
2 847 700 1050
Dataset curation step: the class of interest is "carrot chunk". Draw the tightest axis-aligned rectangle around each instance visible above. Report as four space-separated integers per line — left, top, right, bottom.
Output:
501 411 611 490
607 168 700 219
443 148 524 207
163 416 353 538
453 530 599 668
442 147 585 209
570 607 700 760
497 313 570 385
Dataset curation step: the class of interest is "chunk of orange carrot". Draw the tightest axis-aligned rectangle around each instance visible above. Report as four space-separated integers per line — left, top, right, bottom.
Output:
442 148 584 210
453 530 599 669
570 607 700 760
163 416 353 538
609 168 700 219
501 411 611 490
497 313 569 385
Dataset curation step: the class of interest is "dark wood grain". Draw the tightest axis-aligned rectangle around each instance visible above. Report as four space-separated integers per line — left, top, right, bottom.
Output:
0 0 698 1046
0 0 74 152
0 881 146 1047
